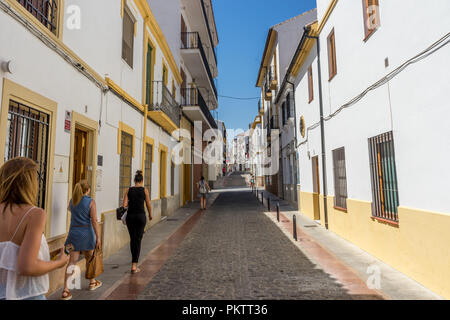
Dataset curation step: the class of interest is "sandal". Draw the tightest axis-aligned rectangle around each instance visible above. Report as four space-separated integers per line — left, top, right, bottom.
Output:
60 289 72 301
131 268 141 274
88 280 103 291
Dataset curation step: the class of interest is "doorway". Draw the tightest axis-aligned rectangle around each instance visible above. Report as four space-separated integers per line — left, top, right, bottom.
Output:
67 112 98 231
312 156 321 221
183 164 191 206
73 128 88 190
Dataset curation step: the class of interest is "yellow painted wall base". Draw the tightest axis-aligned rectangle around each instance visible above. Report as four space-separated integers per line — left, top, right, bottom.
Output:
298 191 450 299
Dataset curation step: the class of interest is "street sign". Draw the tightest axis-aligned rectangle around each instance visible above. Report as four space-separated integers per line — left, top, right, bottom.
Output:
64 111 71 133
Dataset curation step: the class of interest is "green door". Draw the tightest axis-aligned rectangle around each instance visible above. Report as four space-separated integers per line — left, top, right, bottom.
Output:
146 44 153 105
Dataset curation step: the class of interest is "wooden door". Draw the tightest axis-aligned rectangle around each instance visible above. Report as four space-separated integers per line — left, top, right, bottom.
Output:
73 128 88 189
183 164 191 205
312 156 321 220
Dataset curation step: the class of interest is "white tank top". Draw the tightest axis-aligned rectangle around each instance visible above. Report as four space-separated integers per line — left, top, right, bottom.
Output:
0 207 50 300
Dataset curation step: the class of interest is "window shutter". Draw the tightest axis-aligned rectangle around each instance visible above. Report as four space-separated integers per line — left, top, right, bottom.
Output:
122 8 134 67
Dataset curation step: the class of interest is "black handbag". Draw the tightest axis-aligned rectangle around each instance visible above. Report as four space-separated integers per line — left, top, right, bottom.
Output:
116 206 128 220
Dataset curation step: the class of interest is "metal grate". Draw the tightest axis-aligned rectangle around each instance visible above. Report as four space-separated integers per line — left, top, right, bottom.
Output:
150 81 181 128
5 100 50 209
180 88 217 129
332 147 348 209
17 0 58 34
180 32 217 99
119 132 133 206
368 131 399 222
144 143 153 195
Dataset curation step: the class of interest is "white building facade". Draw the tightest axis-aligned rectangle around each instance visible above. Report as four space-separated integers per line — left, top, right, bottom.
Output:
290 0 450 298
0 0 219 293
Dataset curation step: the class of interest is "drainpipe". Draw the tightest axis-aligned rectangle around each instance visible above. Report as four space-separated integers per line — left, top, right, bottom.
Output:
141 104 148 172
305 28 329 230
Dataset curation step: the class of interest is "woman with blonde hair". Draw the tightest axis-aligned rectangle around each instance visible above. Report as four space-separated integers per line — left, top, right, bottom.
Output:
61 180 102 300
0 157 69 300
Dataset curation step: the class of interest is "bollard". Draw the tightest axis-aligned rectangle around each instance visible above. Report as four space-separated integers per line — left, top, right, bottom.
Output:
277 203 280 222
261 192 264 205
293 215 298 241
268 197 271 212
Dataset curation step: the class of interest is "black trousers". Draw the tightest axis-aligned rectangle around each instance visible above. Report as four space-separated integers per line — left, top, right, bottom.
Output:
126 214 147 263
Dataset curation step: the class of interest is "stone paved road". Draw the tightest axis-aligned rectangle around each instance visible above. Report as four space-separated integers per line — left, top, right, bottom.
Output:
137 173 379 300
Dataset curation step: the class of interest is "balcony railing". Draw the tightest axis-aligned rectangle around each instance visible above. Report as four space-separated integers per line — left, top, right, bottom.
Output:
181 32 217 99
200 0 217 66
270 115 280 130
181 88 217 129
17 0 58 34
149 81 180 127
264 80 272 101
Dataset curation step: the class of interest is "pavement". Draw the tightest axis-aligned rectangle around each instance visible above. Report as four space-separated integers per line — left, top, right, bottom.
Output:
50 172 442 300
250 177 442 300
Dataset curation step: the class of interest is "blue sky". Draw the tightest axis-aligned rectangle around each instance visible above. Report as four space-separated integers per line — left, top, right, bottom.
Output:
213 0 316 133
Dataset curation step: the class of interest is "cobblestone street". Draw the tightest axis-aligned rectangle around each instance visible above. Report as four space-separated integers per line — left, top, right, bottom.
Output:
135 173 380 300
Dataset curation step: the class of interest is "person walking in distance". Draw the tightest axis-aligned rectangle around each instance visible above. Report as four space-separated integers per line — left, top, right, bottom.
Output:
0 157 69 300
61 180 102 300
122 171 152 274
197 176 211 210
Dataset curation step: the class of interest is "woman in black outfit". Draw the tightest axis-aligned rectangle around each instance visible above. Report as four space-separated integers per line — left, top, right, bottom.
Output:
122 171 152 274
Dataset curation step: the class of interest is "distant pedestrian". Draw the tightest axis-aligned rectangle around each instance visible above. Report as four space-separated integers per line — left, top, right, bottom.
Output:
122 171 152 274
197 177 211 210
0 157 69 300
222 167 226 177
61 180 102 300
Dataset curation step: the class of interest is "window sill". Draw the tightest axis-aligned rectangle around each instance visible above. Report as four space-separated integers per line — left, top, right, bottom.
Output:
328 73 337 82
371 216 399 227
363 28 378 43
333 206 347 213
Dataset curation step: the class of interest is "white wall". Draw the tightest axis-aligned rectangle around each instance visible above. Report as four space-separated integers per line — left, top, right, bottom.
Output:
0 0 183 237
301 0 450 213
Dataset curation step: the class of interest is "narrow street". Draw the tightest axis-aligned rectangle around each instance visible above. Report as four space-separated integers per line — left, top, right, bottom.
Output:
136 173 380 300
62 172 384 300
49 172 441 301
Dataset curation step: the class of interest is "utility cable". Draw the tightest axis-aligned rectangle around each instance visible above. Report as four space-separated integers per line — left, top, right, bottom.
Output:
297 31 450 148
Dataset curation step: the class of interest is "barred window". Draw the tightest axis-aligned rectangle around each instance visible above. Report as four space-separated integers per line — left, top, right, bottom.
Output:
119 132 133 205
144 143 153 195
368 131 399 222
5 100 50 209
17 0 59 35
122 6 135 68
332 147 348 210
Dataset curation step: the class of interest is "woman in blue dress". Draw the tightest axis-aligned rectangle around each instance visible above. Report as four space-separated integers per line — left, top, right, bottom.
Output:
61 180 102 300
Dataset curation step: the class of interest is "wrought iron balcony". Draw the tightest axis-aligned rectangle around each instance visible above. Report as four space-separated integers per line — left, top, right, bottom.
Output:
200 0 217 66
270 115 280 130
149 81 180 127
264 81 272 101
17 0 58 34
181 32 217 99
181 88 217 129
